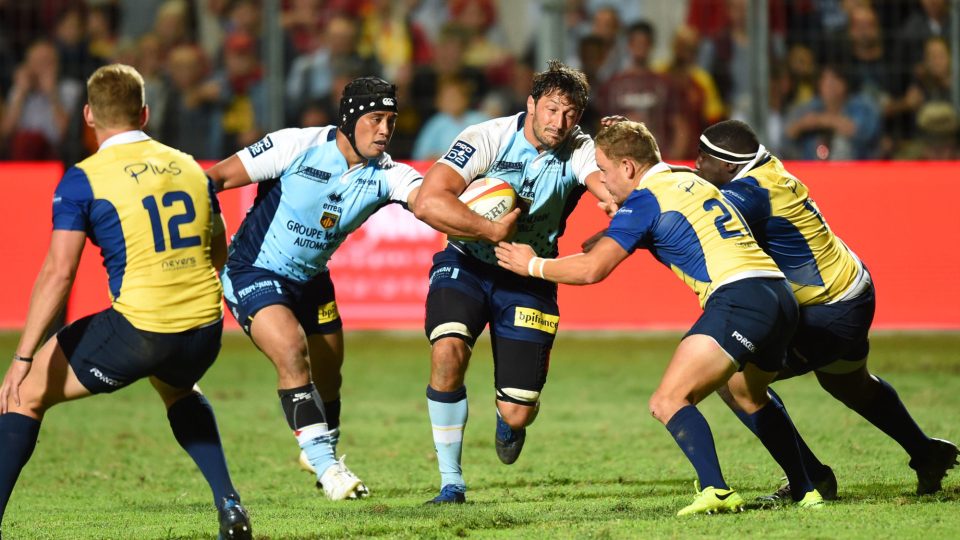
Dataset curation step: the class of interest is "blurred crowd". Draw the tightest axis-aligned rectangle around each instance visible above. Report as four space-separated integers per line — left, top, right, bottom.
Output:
0 0 956 164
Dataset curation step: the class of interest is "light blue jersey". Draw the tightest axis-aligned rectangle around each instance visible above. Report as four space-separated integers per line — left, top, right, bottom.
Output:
438 112 600 264
227 126 422 282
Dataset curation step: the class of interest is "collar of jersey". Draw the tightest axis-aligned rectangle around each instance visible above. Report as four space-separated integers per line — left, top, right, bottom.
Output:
99 130 151 151
637 161 671 187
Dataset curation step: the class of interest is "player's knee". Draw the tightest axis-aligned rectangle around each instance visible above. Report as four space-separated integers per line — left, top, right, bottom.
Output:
648 390 683 425
430 337 471 390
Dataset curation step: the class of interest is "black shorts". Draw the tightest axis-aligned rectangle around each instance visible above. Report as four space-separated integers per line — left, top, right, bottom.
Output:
783 283 876 377
222 263 342 335
424 246 556 401
57 307 223 394
686 277 799 372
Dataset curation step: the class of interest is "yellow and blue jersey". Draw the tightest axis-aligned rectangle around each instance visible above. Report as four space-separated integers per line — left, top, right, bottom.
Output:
720 154 864 306
604 163 782 307
52 131 222 332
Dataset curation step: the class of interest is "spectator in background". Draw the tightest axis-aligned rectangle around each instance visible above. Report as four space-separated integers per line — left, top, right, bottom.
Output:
359 0 431 79
412 77 488 160
411 23 487 125
905 37 953 105
898 0 952 82
586 6 624 83
598 21 687 159
576 34 608 133
118 0 167 43
896 101 959 159
887 35 953 147
657 25 726 159
1 41 82 160
782 44 819 110
54 6 105 84
784 64 880 160
215 32 267 154
285 14 379 125
449 0 510 71
135 34 171 137
153 0 193 53
698 0 786 121
87 3 120 61
159 45 222 159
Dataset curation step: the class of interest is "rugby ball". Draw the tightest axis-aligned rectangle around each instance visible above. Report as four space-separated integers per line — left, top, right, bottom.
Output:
451 177 517 241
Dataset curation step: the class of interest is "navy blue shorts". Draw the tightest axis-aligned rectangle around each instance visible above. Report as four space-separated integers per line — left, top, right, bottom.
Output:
424 246 557 400
222 263 342 335
782 284 876 377
686 277 799 372
57 307 222 394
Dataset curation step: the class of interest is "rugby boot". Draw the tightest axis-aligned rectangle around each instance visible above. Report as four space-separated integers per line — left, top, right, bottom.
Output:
677 484 745 516
425 484 466 504
317 455 369 500
910 438 959 495
797 489 825 509
495 414 526 465
217 497 252 540
756 465 837 505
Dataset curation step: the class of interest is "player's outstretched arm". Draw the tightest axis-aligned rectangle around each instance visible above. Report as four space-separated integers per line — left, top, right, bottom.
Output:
206 154 253 191
2 230 85 413
583 171 618 217
495 236 629 285
413 162 519 243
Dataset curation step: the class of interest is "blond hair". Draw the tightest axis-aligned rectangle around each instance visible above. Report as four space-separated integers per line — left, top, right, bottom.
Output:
86 64 145 129
595 121 661 166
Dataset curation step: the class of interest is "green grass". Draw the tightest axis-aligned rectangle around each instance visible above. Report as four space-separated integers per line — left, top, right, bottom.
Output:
1 331 959 539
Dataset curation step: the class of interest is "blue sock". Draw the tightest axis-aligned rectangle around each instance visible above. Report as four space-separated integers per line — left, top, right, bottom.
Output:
279 384 336 477
665 405 728 490
734 388 831 481
851 377 930 459
0 413 41 525
427 385 468 490
167 394 239 509
748 399 814 500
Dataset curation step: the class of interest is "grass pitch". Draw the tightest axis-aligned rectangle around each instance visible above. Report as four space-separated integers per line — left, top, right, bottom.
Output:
1 331 959 539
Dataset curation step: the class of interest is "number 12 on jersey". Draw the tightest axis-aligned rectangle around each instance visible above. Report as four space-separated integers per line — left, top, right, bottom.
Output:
142 191 202 252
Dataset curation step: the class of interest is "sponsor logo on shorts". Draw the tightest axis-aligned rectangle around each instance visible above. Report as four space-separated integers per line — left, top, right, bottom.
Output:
246 135 274 158
320 211 340 229
731 330 756 352
429 265 455 284
237 279 282 299
89 367 120 387
294 165 332 183
317 300 340 324
444 140 476 168
514 307 559 334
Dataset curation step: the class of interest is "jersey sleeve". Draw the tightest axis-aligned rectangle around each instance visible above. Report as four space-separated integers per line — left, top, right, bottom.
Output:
237 127 327 183
436 123 499 183
52 166 94 231
569 135 601 185
383 160 424 205
206 176 222 214
603 189 659 253
720 179 769 228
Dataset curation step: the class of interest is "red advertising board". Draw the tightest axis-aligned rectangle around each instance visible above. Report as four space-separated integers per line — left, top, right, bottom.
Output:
1 161 958 330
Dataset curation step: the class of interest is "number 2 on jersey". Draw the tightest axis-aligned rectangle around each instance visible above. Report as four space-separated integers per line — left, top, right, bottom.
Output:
703 198 744 239
142 191 202 252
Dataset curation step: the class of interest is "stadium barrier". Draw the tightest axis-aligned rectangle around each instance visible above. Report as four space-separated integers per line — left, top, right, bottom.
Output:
1 161 958 330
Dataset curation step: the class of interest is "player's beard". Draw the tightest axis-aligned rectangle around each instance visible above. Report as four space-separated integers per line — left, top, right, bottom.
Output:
531 117 568 150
